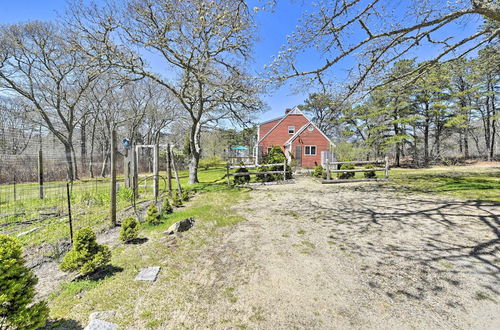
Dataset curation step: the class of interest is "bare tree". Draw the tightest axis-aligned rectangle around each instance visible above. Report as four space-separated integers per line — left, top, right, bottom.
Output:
0 97 36 155
267 0 499 99
67 0 263 184
0 22 98 181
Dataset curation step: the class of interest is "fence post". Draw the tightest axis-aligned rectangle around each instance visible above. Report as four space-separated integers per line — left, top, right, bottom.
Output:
326 161 331 180
66 182 74 245
110 129 117 227
166 143 172 193
153 143 159 200
170 147 182 195
38 149 44 199
226 164 231 186
384 155 389 179
283 159 286 181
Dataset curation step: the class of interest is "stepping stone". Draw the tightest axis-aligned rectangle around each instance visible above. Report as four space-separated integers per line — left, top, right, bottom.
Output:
84 319 118 330
135 266 160 282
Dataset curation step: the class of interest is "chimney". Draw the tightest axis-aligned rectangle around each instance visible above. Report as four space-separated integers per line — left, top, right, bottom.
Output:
285 108 292 115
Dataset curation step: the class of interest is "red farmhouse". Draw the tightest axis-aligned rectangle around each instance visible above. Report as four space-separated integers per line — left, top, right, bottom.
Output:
256 107 333 168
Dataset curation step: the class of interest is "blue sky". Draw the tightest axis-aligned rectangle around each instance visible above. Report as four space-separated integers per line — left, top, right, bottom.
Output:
0 0 482 123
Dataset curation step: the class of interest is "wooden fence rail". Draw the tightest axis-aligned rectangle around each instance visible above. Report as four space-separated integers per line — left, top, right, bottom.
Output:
323 156 389 184
226 161 287 185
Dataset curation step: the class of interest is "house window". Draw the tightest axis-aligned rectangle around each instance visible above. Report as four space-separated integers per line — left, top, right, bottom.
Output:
288 126 295 134
304 146 316 156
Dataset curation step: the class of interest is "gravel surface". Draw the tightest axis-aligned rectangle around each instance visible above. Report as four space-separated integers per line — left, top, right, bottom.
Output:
181 176 499 329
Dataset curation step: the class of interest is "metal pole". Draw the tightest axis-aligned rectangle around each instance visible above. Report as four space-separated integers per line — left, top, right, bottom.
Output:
110 129 117 226
166 143 172 193
170 147 183 195
66 182 73 245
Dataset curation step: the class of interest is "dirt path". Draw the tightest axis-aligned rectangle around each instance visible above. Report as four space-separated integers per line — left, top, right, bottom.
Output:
168 176 499 329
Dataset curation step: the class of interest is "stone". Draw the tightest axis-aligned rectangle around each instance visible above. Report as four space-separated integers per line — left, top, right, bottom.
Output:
84 319 118 330
89 310 116 322
135 266 161 282
164 217 195 235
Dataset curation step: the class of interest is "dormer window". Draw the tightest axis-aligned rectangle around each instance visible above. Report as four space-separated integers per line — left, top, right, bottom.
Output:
288 126 295 134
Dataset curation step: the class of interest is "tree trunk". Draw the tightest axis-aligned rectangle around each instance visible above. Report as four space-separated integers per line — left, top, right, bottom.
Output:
423 104 430 165
80 118 87 175
64 144 75 182
188 120 202 184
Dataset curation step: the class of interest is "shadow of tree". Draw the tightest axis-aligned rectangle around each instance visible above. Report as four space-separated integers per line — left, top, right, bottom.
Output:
298 183 499 302
40 319 83 330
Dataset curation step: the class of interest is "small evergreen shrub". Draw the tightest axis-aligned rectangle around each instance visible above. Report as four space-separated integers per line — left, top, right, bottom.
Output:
338 163 355 179
0 235 49 330
312 165 325 178
117 187 133 202
60 227 111 276
145 204 162 225
181 190 190 201
119 217 139 243
161 198 173 217
172 193 183 207
364 164 377 178
233 167 250 184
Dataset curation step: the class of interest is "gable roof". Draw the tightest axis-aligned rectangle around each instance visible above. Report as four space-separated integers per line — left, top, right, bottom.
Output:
258 106 306 143
258 106 334 146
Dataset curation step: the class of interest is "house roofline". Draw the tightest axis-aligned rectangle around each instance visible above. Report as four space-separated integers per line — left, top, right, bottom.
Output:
257 106 306 143
284 121 334 147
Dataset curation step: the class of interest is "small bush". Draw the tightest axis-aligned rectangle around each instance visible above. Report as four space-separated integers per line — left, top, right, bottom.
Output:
181 190 190 202
0 235 49 330
60 228 111 276
161 198 173 217
364 164 376 178
172 193 183 207
79 191 105 206
119 217 139 243
312 165 325 178
145 204 162 225
338 163 355 179
233 167 250 185
117 187 133 202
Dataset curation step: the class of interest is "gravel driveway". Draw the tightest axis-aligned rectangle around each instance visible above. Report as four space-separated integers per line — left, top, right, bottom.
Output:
180 176 499 329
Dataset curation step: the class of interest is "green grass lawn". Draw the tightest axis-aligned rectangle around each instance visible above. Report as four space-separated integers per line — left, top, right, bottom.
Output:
390 167 500 202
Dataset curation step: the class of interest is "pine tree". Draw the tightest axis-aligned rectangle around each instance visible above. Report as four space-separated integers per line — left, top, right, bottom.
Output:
172 193 183 208
161 198 173 218
145 204 162 225
119 217 139 243
60 227 111 276
0 235 49 330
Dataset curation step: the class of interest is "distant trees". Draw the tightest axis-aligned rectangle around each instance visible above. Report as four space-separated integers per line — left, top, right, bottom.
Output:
303 50 498 165
67 0 263 184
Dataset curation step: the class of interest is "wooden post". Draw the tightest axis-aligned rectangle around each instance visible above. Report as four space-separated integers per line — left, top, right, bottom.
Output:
153 143 159 200
170 147 182 195
66 182 73 245
384 155 389 179
166 143 172 193
283 159 286 181
110 129 117 227
38 149 44 199
226 164 231 185
325 161 331 180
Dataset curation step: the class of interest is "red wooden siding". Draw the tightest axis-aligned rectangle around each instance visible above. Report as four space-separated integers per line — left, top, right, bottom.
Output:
258 118 281 140
290 126 330 168
259 115 309 151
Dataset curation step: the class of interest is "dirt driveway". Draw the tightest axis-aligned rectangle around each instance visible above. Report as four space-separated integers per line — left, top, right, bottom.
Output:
169 176 499 329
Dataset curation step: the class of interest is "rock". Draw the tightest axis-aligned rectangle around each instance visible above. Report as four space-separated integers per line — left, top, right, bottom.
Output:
89 310 116 322
84 319 118 330
135 266 161 282
164 217 195 235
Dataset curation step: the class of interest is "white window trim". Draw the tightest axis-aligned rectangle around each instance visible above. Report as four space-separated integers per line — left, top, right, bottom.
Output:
288 126 295 134
304 145 317 156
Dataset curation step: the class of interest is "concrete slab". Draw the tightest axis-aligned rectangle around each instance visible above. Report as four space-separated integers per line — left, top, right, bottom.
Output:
134 266 161 282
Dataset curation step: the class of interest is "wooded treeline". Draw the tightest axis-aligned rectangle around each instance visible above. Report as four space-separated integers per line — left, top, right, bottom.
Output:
299 48 499 166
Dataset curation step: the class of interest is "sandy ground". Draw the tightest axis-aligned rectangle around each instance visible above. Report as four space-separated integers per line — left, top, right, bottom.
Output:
162 176 499 329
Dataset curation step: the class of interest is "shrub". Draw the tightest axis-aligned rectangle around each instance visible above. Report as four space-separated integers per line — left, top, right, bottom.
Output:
172 193 183 207
233 167 251 185
119 217 139 243
312 165 325 178
161 198 173 217
258 146 292 182
117 187 133 202
145 204 162 225
364 164 377 178
60 228 111 276
199 156 223 170
338 163 355 179
181 190 190 202
0 235 49 330
79 191 105 206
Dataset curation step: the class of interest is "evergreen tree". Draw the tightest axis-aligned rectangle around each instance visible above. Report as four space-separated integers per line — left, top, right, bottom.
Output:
145 204 162 225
